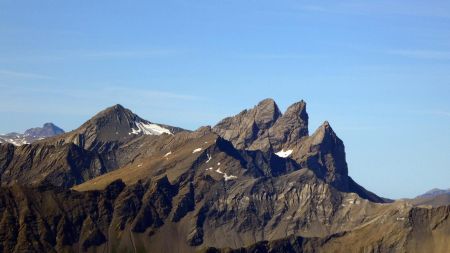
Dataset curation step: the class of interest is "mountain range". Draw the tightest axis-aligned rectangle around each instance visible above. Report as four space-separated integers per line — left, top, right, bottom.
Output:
0 99 448 253
401 188 450 208
0 122 64 146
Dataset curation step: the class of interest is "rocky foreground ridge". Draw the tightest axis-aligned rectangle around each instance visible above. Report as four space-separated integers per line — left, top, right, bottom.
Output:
0 99 448 253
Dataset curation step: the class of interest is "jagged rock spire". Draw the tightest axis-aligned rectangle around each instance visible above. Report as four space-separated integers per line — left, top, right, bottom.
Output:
214 99 309 151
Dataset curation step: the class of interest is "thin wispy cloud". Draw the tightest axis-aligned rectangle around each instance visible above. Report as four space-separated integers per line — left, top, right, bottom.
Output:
80 49 178 59
236 53 315 60
0 84 203 118
0 48 179 64
0 69 53 80
103 87 201 101
388 50 450 60
411 110 450 118
336 126 385 131
295 1 450 18
297 5 329 12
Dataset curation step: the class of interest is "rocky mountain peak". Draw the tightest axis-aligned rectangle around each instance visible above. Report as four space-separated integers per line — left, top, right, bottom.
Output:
62 104 184 154
88 104 137 126
253 98 282 129
213 98 281 149
294 121 349 191
214 99 310 151
284 99 307 117
258 100 309 150
310 121 333 144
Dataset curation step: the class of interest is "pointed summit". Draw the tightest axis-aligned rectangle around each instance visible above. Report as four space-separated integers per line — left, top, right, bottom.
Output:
89 104 137 125
295 120 349 191
253 98 282 131
63 104 183 152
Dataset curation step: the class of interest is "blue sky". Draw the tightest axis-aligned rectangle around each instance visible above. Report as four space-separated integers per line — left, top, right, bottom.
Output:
1 0 449 199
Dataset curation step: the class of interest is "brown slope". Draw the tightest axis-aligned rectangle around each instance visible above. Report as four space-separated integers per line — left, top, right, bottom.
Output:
0 157 448 253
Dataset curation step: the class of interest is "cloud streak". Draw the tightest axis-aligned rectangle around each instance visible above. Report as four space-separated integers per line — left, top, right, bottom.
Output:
411 110 450 118
80 49 178 59
0 69 53 80
388 50 450 60
236 53 311 60
295 1 450 18
102 86 201 101
0 48 179 64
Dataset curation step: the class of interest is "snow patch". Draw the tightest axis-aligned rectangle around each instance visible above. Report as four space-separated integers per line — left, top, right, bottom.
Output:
192 148 202 153
214 167 237 181
164 151 172 157
217 162 221 166
275 149 293 158
206 154 212 163
130 121 172 135
224 174 237 181
137 164 143 167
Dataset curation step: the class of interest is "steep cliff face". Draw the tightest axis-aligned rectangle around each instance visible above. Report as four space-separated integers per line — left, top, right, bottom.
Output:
0 142 104 187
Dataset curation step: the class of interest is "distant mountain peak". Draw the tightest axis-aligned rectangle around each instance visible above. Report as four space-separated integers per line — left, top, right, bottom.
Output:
25 122 65 137
0 122 65 146
42 122 59 128
417 188 450 198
